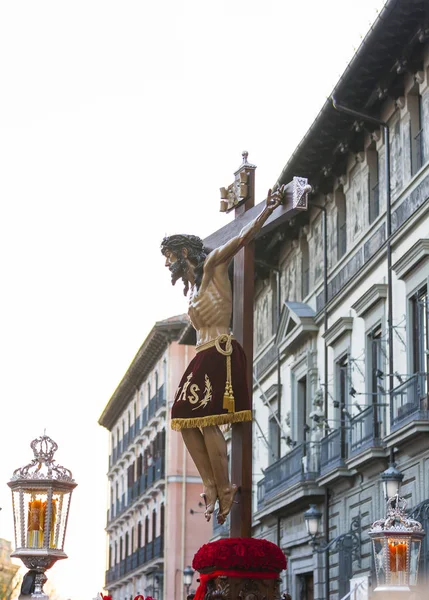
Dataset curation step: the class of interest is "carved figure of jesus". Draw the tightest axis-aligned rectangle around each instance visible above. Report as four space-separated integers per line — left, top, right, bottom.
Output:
161 188 284 524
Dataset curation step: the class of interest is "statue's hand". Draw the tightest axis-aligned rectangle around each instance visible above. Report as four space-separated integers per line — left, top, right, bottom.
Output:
266 185 285 212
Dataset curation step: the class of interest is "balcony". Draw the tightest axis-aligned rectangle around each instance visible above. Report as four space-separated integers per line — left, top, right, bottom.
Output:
256 442 321 513
318 430 351 485
104 538 165 587
386 374 429 447
212 517 229 539
346 405 385 469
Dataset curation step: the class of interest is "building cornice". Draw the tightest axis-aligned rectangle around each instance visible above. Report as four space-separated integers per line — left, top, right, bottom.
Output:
323 317 353 347
99 315 189 430
392 239 429 280
351 284 388 317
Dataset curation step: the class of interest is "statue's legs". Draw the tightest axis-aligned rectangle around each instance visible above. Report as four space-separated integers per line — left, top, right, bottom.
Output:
202 425 237 525
181 428 217 522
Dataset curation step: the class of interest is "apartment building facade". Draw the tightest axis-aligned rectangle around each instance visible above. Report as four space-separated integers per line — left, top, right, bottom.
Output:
99 315 211 600
245 2 429 599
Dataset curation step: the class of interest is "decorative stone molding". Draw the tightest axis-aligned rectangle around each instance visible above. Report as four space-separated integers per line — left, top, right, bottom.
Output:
371 129 382 142
276 302 318 357
323 317 353 347
351 284 388 318
395 96 406 109
355 152 365 163
415 71 425 84
260 383 281 403
392 239 429 280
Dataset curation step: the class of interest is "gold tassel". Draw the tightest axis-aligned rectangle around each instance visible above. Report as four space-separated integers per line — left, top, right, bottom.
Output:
222 352 235 413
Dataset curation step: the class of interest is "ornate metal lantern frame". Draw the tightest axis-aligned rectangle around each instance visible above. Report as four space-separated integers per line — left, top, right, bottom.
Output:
369 495 425 593
8 435 77 599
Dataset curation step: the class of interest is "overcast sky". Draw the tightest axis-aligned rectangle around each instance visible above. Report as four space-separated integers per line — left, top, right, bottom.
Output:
0 1 387 599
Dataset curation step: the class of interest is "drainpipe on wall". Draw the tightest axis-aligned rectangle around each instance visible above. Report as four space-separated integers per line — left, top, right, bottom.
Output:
331 97 393 412
311 203 329 600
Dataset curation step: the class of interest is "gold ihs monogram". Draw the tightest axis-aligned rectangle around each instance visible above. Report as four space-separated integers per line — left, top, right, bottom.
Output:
175 373 213 410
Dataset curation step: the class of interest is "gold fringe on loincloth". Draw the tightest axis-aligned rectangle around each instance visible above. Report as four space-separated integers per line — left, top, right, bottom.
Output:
171 409 252 431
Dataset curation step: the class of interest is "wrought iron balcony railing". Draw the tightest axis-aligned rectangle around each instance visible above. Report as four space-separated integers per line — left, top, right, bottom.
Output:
320 429 347 476
257 442 320 508
349 404 383 456
104 536 165 585
391 374 429 430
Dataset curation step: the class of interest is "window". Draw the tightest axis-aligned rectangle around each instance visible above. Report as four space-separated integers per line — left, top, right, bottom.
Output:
137 522 142 548
337 193 347 259
367 148 380 224
152 508 157 541
411 285 429 401
145 516 149 545
337 356 349 458
301 238 309 300
368 325 384 440
125 532 129 558
297 376 308 443
411 94 425 174
268 414 280 465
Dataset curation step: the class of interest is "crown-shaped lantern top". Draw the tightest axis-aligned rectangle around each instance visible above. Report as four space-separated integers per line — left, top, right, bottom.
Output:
10 434 74 483
370 496 425 535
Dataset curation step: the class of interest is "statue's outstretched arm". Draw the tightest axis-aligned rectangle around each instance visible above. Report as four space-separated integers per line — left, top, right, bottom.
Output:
206 187 284 268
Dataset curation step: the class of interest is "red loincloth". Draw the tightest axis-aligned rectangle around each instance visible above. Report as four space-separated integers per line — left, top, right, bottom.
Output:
171 339 252 430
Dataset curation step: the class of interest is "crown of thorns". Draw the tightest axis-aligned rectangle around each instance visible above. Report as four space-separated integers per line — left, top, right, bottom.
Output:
160 234 204 255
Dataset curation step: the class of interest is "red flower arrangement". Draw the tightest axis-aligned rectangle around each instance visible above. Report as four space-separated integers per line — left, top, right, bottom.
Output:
192 538 287 572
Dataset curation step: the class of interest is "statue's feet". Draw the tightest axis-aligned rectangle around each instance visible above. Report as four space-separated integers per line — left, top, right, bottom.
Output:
200 485 217 522
217 484 238 525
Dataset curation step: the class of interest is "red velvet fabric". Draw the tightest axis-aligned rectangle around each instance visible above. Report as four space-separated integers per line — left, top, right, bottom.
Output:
171 340 250 424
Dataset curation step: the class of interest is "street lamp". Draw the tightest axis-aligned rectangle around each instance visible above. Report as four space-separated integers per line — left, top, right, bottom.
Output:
304 504 361 563
370 495 425 593
183 565 194 598
381 462 404 501
304 505 323 538
8 435 77 600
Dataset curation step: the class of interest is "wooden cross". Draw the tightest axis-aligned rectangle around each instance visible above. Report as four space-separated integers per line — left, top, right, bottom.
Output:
203 152 310 538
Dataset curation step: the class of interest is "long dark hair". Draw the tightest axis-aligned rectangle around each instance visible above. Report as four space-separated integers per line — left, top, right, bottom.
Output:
161 234 210 294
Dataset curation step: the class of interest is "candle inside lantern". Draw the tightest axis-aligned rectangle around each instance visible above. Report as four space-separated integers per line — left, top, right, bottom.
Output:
389 540 408 585
27 498 43 547
27 497 58 548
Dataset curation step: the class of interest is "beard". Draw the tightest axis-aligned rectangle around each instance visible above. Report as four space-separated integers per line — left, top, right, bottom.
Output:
169 258 189 294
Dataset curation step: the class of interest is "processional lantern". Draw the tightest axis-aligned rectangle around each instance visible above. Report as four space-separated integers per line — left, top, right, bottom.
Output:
369 495 425 593
8 434 77 599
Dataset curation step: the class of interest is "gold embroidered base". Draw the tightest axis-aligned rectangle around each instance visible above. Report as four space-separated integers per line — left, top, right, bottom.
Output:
171 410 252 431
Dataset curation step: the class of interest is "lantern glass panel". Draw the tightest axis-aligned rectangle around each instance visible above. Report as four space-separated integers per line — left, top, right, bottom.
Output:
409 539 422 586
13 489 72 551
373 537 387 587
384 479 400 500
387 538 409 587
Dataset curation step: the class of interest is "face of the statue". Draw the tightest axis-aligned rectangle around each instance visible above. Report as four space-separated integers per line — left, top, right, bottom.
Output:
164 247 191 287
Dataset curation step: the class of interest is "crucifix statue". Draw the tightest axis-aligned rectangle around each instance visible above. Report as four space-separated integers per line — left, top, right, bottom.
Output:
161 152 310 535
